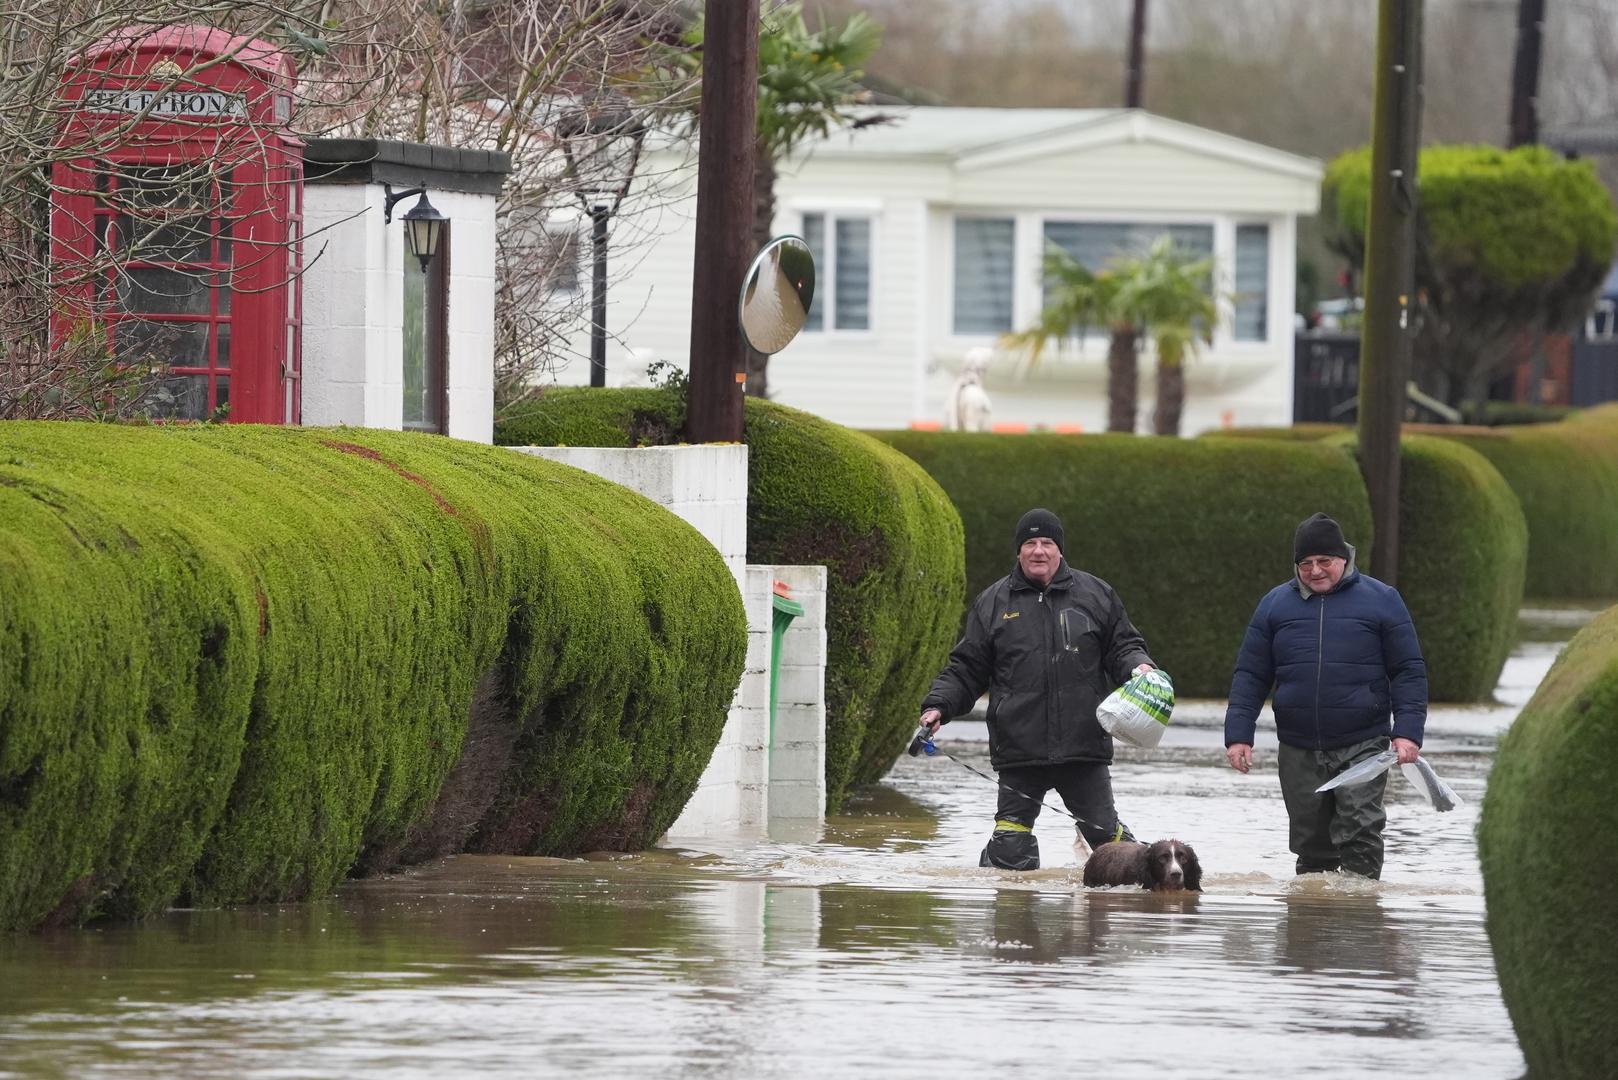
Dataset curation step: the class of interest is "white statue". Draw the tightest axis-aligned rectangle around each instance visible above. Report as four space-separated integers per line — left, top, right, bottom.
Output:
944 347 994 432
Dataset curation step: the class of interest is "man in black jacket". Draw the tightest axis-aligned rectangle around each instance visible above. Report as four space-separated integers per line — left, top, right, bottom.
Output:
919 508 1156 870
1223 512 1427 879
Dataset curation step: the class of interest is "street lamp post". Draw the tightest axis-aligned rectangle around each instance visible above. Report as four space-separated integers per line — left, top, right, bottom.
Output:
558 100 645 389
588 201 610 388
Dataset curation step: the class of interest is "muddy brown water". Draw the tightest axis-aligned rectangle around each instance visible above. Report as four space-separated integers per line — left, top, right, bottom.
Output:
0 610 1593 1079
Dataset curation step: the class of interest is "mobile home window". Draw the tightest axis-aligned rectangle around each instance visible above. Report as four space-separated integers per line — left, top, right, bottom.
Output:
953 217 1015 334
1234 224 1270 342
1042 221 1214 280
801 212 871 332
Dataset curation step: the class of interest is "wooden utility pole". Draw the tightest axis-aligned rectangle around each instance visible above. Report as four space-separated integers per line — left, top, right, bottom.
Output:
1358 0 1424 586
686 0 758 443
1125 0 1148 108
1507 0 1545 147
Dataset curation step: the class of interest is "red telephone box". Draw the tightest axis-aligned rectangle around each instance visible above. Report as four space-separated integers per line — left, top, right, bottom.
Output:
52 25 303 423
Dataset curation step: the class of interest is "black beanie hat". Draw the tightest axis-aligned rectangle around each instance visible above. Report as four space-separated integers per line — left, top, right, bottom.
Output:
1014 508 1065 553
1294 512 1351 564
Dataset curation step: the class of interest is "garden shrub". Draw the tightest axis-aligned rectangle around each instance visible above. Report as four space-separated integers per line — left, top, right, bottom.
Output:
1210 423 1345 441
1213 413 1618 602
870 432 1372 698
1434 405 1618 600
498 390 965 810
1478 601 1618 1080
0 423 744 930
1363 434 1526 702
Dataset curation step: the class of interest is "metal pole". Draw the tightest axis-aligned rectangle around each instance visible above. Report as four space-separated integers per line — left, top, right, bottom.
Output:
1507 0 1545 148
1125 0 1148 108
1357 0 1424 586
589 203 608 388
686 0 758 443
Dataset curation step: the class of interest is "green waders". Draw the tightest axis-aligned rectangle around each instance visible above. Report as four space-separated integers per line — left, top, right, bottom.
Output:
1277 737 1391 879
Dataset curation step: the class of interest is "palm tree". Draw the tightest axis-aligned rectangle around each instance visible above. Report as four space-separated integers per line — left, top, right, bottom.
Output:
661 4 884 398
1121 238 1218 435
1009 236 1216 435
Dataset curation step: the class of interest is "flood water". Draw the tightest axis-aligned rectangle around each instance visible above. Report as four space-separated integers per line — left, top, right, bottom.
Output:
0 610 1595 1079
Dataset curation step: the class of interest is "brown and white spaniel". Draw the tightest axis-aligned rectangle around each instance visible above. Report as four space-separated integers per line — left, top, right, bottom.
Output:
1082 839 1202 892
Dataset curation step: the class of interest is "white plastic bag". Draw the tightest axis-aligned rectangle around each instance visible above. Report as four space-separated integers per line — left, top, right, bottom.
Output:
1315 750 1462 812
1316 750 1398 792
1096 670 1175 749
1401 757 1462 811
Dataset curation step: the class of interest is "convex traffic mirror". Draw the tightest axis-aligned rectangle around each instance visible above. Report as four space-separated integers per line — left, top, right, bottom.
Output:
738 235 815 355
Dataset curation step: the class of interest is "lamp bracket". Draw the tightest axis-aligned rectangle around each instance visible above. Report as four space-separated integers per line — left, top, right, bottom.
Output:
383 183 427 224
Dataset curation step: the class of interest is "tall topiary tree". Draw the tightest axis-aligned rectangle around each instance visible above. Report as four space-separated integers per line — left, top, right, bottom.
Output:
1322 144 1617 407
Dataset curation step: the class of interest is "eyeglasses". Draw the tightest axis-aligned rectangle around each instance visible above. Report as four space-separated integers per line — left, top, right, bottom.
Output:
1297 557 1344 572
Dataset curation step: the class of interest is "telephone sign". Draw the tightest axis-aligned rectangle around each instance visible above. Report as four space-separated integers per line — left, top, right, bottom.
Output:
82 88 248 118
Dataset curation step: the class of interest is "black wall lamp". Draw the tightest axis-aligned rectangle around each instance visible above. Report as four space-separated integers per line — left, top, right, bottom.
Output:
383 183 447 272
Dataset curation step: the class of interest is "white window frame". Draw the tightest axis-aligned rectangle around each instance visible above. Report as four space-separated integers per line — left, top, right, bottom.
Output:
798 209 877 336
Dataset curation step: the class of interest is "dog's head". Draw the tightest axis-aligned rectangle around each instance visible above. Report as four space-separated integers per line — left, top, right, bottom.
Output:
1144 839 1202 892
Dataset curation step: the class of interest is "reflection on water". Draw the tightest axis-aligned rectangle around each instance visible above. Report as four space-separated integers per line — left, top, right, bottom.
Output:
1 610 1588 1079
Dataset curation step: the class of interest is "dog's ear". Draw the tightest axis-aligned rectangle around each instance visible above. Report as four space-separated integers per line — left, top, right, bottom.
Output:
1142 842 1167 888
1181 844 1202 892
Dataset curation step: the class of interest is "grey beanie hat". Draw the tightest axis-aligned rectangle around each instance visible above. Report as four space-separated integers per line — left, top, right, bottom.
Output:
1293 512 1351 563
1014 508 1065 553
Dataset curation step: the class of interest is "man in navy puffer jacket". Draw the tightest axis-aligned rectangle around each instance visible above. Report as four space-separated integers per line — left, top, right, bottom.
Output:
1223 512 1427 879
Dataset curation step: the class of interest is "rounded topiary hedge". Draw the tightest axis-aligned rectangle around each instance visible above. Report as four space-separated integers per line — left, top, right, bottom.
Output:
0 423 745 931
871 431 1373 698
497 389 965 811
1212 423 1347 442
1478 601 1618 1080
1433 406 1618 600
1212 410 1618 601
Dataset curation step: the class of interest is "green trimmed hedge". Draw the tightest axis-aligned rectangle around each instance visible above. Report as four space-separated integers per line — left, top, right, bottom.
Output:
1478 601 1618 1080
497 390 965 810
871 432 1373 698
1338 434 1527 701
1213 423 1346 441
1211 408 1618 601
1433 406 1618 600
0 423 745 931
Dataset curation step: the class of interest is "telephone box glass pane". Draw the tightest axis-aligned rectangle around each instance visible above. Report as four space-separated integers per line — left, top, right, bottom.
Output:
115 217 212 263
116 319 208 366
118 267 211 315
142 374 210 420
216 322 231 369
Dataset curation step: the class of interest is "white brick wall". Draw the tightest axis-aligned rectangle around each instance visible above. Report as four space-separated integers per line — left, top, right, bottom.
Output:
762 564 828 837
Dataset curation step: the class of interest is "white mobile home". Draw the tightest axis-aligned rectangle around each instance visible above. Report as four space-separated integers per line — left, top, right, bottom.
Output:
558 107 1323 435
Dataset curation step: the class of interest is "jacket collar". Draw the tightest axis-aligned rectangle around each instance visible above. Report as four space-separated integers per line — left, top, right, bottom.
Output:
1292 543 1360 599
1011 558 1074 592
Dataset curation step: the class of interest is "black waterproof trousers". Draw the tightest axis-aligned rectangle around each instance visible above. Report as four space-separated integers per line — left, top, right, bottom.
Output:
979 762 1135 870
